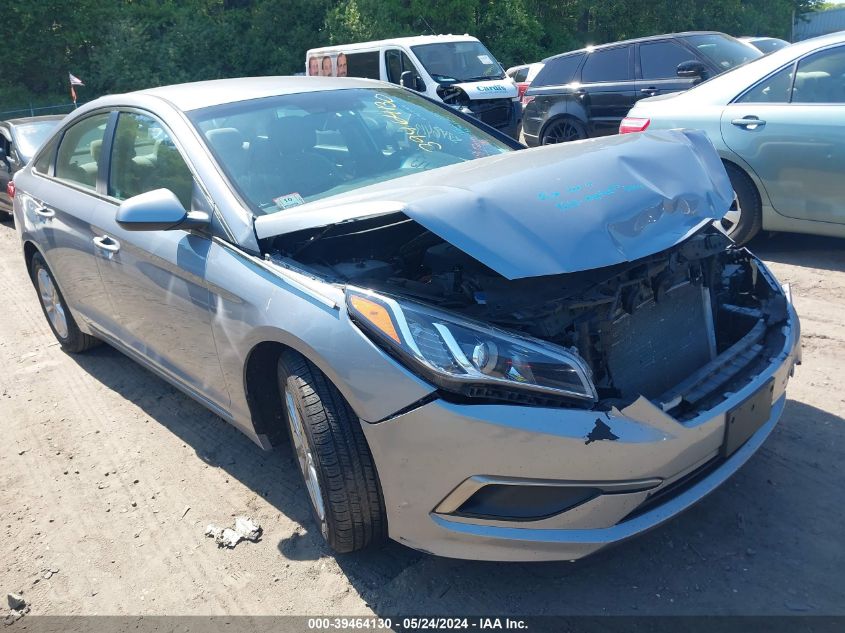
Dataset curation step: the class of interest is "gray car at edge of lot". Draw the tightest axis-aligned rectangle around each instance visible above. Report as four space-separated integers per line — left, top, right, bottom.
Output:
623 31 845 245
11 76 800 561
0 115 64 218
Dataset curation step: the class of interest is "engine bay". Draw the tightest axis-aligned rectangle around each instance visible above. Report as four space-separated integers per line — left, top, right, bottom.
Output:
264 212 788 416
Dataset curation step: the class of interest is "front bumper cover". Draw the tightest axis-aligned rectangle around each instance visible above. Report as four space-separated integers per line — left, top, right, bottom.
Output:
361 305 800 562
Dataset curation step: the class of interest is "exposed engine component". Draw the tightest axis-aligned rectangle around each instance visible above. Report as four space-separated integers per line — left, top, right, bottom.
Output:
266 213 787 415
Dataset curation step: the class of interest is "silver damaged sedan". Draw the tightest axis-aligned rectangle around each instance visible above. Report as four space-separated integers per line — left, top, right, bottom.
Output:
12 77 801 561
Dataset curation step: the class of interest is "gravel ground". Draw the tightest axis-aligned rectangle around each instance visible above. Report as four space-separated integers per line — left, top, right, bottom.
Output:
1 215 843 617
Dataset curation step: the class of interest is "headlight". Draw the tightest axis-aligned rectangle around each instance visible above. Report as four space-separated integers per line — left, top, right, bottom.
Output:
346 288 597 405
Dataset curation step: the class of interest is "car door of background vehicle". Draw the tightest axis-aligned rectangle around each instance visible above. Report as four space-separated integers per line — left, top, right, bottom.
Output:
94 110 229 408
0 126 12 213
721 45 845 225
577 45 636 136
27 112 117 330
384 48 424 89
635 39 700 99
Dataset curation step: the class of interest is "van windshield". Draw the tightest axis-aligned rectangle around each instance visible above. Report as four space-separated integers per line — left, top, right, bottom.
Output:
411 41 505 83
189 88 511 215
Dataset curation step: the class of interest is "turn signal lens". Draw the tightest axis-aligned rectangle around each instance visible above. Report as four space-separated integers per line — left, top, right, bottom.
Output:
348 294 400 343
6 181 14 199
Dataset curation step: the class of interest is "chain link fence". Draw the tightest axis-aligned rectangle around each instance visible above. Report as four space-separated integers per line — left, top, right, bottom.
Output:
0 102 80 120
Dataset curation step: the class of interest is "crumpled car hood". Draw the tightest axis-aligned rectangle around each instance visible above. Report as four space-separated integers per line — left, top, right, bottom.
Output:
254 129 733 280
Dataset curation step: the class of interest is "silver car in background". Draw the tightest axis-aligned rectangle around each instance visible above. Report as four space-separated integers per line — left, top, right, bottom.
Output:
622 31 845 244
12 77 800 561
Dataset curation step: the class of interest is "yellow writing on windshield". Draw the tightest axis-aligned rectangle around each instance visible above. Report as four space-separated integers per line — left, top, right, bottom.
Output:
373 93 442 153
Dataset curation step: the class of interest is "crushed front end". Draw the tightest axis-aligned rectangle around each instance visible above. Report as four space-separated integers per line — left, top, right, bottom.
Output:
257 130 800 561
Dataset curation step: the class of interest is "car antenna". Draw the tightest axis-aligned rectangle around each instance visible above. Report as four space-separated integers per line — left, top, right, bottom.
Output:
420 16 436 35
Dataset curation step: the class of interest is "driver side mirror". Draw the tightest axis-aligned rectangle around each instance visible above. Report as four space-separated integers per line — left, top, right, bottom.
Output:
116 188 209 232
677 60 708 80
400 70 424 92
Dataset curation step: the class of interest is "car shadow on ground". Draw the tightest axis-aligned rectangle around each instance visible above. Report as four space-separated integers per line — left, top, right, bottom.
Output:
749 232 845 273
68 345 845 615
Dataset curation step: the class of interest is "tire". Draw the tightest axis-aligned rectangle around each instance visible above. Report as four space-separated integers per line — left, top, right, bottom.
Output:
278 349 386 553
541 117 587 145
30 252 100 353
722 163 762 245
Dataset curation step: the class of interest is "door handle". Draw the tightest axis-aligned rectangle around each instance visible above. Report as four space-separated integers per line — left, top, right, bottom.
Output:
93 235 120 253
573 89 587 97
640 87 658 95
34 207 55 219
731 116 766 130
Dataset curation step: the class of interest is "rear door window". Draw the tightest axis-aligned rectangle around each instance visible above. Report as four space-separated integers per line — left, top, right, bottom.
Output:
54 113 111 191
581 47 631 83
531 54 584 87
640 40 697 79
344 51 380 79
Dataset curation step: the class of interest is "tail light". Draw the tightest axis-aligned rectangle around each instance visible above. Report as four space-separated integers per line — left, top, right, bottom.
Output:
619 117 650 134
521 95 535 107
6 181 14 199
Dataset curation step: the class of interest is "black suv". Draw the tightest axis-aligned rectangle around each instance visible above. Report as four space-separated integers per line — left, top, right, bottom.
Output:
522 32 761 146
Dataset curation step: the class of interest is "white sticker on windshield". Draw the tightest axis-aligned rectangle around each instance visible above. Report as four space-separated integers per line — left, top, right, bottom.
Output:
273 192 305 210
477 54 493 65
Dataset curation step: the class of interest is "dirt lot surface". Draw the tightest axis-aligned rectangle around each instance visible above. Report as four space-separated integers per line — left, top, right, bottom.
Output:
1 216 844 618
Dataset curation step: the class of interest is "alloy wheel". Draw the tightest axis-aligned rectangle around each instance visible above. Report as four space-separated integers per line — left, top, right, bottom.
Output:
36 268 69 339
542 120 583 144
721 192 743 235
285 387 328 538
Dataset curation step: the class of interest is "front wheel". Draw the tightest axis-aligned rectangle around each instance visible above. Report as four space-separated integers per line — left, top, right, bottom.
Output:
278 350 386 553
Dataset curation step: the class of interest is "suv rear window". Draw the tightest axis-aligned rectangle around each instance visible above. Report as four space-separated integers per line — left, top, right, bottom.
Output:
532 54 584 87
581 47 631 83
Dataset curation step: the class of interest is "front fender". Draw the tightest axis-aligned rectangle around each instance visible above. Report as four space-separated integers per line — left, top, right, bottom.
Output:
205 241 436 432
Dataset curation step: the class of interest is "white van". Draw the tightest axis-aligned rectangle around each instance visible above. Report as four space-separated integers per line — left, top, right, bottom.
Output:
305 35 521 139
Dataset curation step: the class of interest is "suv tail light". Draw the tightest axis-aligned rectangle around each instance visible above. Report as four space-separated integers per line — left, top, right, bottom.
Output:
6 181 14 199
619 117 650 134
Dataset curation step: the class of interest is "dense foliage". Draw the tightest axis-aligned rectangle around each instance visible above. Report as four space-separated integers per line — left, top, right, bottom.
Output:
0 0 821 113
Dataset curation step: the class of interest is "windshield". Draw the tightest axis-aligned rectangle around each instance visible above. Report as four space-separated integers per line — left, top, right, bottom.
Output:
682 33 762 72
189 88 511 215
14 121 61 161
411 41 505 83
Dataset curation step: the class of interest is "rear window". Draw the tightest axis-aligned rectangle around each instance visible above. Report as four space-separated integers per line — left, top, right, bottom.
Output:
532 54 584 87
582 47 631 83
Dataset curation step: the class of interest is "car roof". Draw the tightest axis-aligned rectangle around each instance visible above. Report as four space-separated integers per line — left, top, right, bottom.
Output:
1 114 66 126
307 34 480 54
107 76 390 112
541 31 734 63
638 30 845 105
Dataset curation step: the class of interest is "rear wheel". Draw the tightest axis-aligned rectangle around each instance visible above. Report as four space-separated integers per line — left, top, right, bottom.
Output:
541 118 587 145
278 350 386 553
722 163 762 245
30 252 100 353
